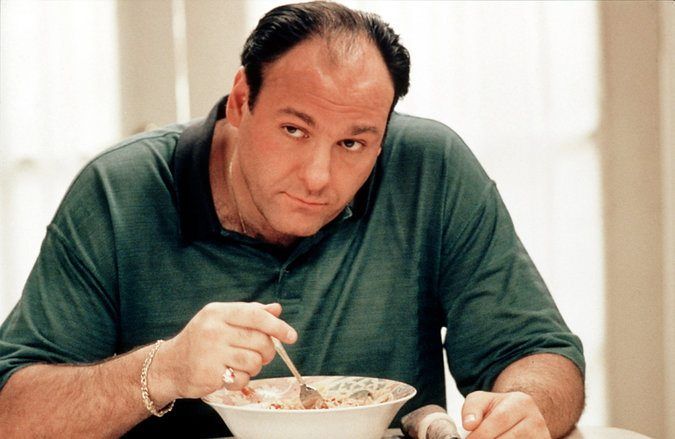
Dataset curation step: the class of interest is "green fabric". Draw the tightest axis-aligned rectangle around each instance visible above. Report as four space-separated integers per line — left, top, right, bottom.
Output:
0 101 584 437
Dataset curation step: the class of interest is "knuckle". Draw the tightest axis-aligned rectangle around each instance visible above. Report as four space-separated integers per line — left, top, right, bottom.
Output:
231 349 249 366
249 308 267 327
513 391 532 404
201 302 220 315
466 390 487 404
231 349 263 375
490 406 510 424
512 390 526 399
235 327 252 343
201 320 222 338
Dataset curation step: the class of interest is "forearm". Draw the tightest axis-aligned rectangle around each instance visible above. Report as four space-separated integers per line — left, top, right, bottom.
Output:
0 343 169 437
491 353 585 438
0 302 297 437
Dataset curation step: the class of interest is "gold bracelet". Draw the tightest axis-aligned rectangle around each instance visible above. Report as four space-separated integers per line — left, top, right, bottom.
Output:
140 339 175 417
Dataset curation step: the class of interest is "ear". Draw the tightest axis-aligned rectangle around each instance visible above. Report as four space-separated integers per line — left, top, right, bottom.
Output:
226 67 249 128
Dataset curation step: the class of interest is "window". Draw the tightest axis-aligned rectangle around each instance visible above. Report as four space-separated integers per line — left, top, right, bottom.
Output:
0 0 120 316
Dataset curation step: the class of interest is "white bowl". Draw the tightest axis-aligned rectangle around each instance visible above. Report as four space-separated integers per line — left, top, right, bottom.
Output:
202 375 416 439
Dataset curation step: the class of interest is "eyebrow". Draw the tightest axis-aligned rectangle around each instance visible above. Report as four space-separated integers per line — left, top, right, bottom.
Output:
279 107 380 136
280 107 315 127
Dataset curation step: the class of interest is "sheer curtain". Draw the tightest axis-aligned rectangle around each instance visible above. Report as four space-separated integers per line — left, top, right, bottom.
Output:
0 1 120 317
246 0 605 428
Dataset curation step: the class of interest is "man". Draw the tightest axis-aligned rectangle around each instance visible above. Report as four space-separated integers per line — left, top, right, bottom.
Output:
0 2 584 438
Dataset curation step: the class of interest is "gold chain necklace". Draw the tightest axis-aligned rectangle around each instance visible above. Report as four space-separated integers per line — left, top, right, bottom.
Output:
227 158 248 235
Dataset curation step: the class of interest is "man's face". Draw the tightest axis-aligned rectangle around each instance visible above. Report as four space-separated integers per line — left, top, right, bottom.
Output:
227 37 395 239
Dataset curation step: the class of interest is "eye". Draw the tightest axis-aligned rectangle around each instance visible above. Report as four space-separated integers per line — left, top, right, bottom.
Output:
339 139 365 151
283 125 306 139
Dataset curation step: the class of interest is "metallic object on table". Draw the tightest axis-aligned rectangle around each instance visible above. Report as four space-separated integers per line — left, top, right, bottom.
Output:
271 336 325 409
401 404 461 439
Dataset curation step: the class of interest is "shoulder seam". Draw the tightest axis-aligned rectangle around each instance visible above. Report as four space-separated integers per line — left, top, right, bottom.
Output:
91 130 181 162
45 223 113 296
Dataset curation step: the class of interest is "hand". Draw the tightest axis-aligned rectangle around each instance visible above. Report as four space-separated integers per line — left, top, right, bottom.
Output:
462 390 551 439
150 302 297 401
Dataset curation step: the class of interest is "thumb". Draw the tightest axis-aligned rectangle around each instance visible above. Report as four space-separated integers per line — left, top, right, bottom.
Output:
462 391 491 431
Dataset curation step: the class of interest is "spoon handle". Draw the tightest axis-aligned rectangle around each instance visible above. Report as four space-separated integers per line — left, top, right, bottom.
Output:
271 337 306 386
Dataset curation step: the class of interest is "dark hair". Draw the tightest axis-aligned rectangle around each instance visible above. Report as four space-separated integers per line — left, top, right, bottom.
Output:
240 1 410 110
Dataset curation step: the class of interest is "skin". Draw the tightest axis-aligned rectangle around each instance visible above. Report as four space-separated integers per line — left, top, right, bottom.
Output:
0 36 584 437
0 302 296 437
463 353 584 438
212 37 392 247
0 36 393 437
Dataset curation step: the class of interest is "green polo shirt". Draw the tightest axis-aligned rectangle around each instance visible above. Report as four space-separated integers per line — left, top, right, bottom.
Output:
0 97 584 437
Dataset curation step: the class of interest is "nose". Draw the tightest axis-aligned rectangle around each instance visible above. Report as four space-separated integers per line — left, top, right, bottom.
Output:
300 144 331 194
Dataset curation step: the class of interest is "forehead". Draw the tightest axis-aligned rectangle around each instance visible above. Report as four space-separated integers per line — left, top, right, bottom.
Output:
256 37 395 122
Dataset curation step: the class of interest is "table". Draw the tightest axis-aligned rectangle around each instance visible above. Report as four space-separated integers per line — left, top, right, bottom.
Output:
379 426 651 438
563 427 651 438
225 426 651 438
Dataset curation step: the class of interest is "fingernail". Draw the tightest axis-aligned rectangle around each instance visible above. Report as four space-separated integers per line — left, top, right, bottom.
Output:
286 328 297 343
463 414 476 424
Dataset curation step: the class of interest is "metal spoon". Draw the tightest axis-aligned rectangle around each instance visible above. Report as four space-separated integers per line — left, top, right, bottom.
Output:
271 337 325 409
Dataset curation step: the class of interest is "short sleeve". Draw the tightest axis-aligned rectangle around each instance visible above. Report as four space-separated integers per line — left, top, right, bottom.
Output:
439 147 584 396
0 164 119 389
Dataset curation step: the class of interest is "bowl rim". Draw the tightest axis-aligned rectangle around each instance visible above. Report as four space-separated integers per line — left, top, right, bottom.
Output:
201 375 417 414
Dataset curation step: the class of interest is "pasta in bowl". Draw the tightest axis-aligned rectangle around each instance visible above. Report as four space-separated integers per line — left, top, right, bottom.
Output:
202 376 416 439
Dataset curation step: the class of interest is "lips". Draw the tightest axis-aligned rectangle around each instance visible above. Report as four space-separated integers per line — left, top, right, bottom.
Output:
284 193 328 207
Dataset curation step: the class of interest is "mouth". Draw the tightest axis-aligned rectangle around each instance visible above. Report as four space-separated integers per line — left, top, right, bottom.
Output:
284 193 329 208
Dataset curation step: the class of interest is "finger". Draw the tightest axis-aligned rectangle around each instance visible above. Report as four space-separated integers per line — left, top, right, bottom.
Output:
262 302 282 317
462 391 491 431
468 395 528 439
224 345 265 377
494 417 549 439
250 302 282 317
223 324 276 364
222 367 252 391
228 304 297 344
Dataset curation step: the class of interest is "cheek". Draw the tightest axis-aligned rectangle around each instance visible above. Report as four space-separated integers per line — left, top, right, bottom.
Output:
334 154 378 195
243 140 299 188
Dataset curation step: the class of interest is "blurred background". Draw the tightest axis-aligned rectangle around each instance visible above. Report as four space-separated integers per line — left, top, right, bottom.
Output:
0 0 673 437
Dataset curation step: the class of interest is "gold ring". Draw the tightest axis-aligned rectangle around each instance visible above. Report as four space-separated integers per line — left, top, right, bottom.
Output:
222 367 235 384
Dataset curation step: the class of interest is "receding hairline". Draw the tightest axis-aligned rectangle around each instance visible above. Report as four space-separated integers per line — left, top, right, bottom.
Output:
240 1 410 112
256 33 393 98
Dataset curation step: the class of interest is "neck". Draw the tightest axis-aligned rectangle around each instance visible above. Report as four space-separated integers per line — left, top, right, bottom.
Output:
209 122 247 236
227 156 248 235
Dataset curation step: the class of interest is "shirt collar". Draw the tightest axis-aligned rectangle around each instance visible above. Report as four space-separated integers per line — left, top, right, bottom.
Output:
172 95 376 242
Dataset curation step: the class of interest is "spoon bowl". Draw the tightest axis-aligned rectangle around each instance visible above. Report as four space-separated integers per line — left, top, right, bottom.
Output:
271 337 325 409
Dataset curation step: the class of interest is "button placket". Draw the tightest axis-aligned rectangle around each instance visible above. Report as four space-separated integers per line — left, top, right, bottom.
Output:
276 264 292 298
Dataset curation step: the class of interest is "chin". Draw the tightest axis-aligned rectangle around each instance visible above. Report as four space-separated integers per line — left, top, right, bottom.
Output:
282 223 323 238
272 216 326 238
